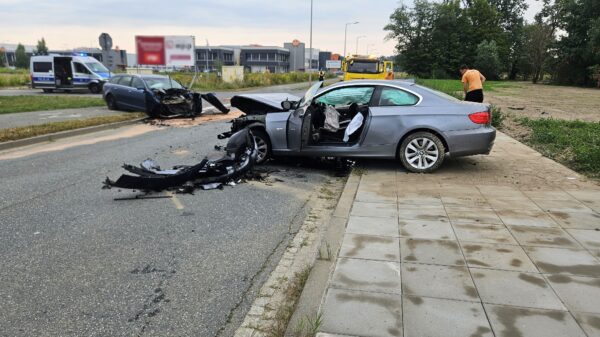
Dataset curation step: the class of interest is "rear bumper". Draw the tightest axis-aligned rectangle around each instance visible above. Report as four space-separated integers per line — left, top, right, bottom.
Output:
445 127 496 158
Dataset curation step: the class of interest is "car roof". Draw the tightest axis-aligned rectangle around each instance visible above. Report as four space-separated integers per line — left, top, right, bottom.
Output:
112 74 171 80
320 79 464 105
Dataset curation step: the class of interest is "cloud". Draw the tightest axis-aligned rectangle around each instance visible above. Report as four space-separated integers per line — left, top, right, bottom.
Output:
0 0 542 56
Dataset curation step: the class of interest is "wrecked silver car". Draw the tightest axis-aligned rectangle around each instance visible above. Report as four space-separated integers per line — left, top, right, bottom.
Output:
219 80 496 173
102 74 229 118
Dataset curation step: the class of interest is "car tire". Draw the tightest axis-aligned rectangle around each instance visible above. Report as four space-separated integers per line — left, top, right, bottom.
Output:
250 128 271 164
89 83 101 94
399 131 445 173
105 94 118 111
42 89 53 93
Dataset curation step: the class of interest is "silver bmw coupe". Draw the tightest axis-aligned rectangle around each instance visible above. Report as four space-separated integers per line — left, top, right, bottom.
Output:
219 80 496 173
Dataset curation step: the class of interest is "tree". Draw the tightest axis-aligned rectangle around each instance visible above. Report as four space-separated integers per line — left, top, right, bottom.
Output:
537 0 600 85
15 43 29 69
523 23 554 83
0 48 6 67
35 38 48 55
474 40 501 79
488 0 529 79
384 0 438 77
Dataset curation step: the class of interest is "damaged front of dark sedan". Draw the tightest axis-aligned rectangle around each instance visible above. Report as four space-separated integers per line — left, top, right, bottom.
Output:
102 74 230 118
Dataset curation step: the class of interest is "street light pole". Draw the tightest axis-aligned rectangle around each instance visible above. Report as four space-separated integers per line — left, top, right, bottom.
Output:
355 35 366 55
308 0 313 85
343 21 359 58
366 43 375 54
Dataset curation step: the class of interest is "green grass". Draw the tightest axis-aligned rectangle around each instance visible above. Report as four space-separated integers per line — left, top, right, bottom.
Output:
0 113 145 142
0 96 105 114
518 118 600 178
415 78 518 96
164 71 336 91
0 73 30 87
0 68 28 74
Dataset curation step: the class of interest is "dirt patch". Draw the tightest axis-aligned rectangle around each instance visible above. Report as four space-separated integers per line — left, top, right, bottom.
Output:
486 82 600 122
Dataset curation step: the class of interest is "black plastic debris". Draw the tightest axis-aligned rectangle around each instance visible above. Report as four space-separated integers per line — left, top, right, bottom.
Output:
103 129 257 192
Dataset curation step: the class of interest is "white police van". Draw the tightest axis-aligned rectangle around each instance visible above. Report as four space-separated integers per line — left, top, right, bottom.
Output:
30 54 111 93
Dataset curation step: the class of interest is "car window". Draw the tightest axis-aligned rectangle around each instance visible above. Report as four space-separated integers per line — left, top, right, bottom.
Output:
316 86 374 106
117 76 132 86
378 87 419 106
33 62 52 72
109 76 121 84
144 77 183 90
73 62 90 74
131 77 145 89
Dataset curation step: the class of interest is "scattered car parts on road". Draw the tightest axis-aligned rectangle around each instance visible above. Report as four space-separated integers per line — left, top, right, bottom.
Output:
104 128 257 192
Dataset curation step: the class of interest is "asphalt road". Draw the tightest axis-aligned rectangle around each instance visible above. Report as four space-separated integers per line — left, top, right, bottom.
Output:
0 120 335 336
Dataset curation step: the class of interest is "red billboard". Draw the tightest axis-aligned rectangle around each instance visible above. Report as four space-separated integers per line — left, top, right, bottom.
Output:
136 36 166 65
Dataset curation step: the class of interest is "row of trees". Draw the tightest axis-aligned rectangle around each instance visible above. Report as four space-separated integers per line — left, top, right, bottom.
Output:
385 0 600 86
4 38 49 69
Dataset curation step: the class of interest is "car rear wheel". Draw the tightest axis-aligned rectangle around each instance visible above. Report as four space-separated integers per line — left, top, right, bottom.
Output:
251 128 271 164
89 83 101 94
105 94 118 110
399 131 445 173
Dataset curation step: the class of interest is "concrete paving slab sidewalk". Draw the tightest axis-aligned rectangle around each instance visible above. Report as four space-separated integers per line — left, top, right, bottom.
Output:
316 132 600 337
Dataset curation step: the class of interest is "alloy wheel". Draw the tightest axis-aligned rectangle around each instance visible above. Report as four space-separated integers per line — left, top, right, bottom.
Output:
404 137 439 170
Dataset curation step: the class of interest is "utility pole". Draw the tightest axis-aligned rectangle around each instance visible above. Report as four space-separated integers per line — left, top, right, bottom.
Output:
343 21 359 58
205 39 210 73
308 0 313 85
355 35 366 55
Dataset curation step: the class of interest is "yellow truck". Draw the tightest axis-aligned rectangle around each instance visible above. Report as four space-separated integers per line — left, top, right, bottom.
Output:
342 55 394 81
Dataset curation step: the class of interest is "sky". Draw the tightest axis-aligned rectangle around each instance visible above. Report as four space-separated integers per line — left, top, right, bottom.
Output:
0 0 544 56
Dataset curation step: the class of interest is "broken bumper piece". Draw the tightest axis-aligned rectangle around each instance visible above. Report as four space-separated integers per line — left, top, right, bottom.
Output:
104 129 257 191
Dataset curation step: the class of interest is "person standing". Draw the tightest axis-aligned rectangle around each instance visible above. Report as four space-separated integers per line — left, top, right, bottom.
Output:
460 65 486 102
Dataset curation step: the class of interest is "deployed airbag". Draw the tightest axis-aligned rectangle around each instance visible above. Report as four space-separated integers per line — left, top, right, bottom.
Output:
343 113 364 142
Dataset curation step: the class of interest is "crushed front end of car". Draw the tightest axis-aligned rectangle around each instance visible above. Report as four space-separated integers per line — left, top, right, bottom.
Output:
146 89 230 119
217 93 299 139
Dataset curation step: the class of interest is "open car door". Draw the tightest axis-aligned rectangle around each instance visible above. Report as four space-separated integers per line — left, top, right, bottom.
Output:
286 82 322 151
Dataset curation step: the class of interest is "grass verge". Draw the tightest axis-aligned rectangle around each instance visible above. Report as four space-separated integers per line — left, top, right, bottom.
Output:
0 73 30 87
415 78 518 94
517 118 600 178
0 113 145 143
268 266 312 337
0 96 105 114
166 72 337 91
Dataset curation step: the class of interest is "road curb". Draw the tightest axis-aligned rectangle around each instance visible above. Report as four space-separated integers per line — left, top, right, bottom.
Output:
232 174 351 337
0 117 146 152
285 172 360 335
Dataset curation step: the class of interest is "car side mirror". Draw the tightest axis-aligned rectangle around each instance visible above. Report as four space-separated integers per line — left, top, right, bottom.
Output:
137 87 146 91
281 100 293 110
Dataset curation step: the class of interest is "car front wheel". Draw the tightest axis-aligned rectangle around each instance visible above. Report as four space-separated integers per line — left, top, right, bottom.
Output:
105 94 118 110
251 128 271 164
399 131 445 173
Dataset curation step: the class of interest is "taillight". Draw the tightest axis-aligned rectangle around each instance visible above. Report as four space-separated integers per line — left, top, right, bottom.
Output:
469 111 490 124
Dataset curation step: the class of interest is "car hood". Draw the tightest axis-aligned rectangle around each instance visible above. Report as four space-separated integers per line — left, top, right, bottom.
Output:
230 93 300 115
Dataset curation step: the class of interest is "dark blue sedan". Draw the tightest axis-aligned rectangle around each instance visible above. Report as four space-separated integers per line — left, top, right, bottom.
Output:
102 74 228 118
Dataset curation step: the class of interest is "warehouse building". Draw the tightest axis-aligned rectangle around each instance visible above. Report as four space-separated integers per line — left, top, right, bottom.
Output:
239 46 290 73
284 39 305 71
195 46 235 72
